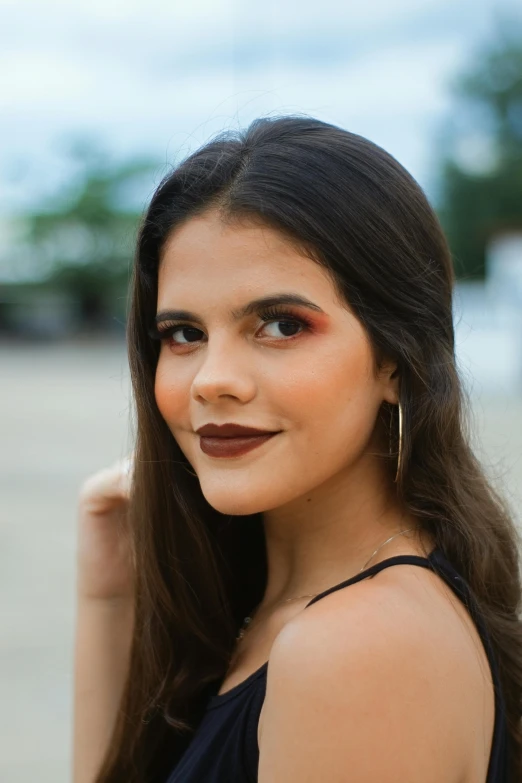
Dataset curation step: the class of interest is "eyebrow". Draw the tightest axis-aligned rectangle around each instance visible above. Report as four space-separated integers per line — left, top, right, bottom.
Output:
155 293 325 325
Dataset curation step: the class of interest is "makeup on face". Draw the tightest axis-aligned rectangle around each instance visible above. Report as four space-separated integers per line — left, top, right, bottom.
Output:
153 214 387 506
148 292 331 349
198 431 281 458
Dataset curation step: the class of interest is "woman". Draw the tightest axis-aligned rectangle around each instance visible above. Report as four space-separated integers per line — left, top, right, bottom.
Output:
73 115 522 783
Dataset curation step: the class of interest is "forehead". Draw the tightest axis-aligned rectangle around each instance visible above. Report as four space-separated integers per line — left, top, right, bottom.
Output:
157 210 336 306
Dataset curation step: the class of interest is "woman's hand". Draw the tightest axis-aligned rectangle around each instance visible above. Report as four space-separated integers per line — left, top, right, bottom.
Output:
76 453 136 603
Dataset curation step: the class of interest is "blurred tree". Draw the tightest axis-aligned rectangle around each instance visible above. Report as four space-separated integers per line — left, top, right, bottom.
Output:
437 15 522 280
20 139 161 328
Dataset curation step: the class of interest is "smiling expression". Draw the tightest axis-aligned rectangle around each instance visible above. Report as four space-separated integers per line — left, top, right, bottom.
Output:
153 209 398 516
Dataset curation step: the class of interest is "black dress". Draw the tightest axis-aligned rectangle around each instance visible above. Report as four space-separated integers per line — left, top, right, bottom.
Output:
165 547 509 782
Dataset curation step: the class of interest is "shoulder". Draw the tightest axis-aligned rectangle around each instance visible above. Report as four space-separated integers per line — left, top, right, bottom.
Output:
258 567 478 783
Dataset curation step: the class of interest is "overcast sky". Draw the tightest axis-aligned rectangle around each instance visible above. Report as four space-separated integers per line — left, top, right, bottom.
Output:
0 0 521 215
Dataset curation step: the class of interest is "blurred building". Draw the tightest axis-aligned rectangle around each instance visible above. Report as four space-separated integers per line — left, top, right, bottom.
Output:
455 231 522 396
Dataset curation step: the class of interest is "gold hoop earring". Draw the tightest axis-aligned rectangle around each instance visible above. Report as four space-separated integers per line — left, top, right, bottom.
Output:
394 401 403 483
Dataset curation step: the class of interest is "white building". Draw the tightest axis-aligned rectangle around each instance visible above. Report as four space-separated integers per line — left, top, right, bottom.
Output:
454 231 522 397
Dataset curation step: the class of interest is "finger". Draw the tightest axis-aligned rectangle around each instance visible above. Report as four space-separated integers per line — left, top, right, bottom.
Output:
79 459 133 505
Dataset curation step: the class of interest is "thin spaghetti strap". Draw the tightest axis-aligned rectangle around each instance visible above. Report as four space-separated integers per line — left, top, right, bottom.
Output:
304 552 434 608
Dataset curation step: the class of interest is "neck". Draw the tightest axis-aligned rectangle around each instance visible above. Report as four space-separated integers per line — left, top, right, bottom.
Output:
259 452 428 609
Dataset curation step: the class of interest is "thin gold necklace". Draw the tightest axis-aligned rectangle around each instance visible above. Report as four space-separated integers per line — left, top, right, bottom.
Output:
236 527 416 641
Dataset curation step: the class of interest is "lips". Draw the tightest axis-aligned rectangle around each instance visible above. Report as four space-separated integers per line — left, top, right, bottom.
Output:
199 432 279 457
196 423 277 437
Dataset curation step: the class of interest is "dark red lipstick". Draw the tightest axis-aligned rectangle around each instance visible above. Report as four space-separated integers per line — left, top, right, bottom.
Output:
196 422 281 458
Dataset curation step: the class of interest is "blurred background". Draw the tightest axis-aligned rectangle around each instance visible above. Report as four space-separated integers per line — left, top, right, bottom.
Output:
1 1 522 780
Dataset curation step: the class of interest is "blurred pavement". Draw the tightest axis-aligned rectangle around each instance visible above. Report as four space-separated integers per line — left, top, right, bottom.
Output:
1 340 521 783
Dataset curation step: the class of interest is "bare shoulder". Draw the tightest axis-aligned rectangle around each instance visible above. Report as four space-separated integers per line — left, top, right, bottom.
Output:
258 563 495 783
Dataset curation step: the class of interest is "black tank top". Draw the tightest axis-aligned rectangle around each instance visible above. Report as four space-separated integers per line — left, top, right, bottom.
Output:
165 547 509 782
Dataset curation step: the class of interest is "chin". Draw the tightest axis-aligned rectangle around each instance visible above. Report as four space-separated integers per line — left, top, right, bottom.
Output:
200 488 266 517
197 474 284 517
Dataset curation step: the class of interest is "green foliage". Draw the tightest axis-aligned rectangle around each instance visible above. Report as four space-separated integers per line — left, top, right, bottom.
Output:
20 140 161 324
437 16 522 280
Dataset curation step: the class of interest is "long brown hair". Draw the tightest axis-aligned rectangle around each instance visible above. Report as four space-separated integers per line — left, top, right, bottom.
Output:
97 115 522 782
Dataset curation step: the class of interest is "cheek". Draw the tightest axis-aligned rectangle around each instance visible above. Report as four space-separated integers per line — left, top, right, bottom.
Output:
154 357 186 426
282 338 379 444
258 341 382 502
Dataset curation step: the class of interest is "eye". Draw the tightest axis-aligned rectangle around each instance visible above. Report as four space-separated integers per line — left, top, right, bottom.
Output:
148 308 312 347
158 325 203 345
258 313 308 339
147 322 202 345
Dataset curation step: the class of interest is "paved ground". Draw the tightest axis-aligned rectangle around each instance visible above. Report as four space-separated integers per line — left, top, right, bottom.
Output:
1 339 521 783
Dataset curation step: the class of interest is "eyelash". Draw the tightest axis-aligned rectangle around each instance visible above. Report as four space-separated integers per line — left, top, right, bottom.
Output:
148 307 313 347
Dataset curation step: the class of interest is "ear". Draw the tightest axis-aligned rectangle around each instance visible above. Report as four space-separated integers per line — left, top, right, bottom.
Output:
379 360 399 405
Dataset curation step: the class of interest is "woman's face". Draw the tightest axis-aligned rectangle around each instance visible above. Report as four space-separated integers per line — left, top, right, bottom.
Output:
154 209 398 516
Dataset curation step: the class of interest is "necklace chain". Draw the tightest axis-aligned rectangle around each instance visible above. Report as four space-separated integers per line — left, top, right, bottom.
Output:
236 527 416 641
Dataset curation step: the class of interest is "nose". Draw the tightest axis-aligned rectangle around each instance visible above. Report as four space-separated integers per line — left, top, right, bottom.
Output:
190 335 256 404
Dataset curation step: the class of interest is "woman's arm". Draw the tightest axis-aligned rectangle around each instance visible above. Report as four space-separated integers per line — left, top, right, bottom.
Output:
72 456 136 783
72 597 134 783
